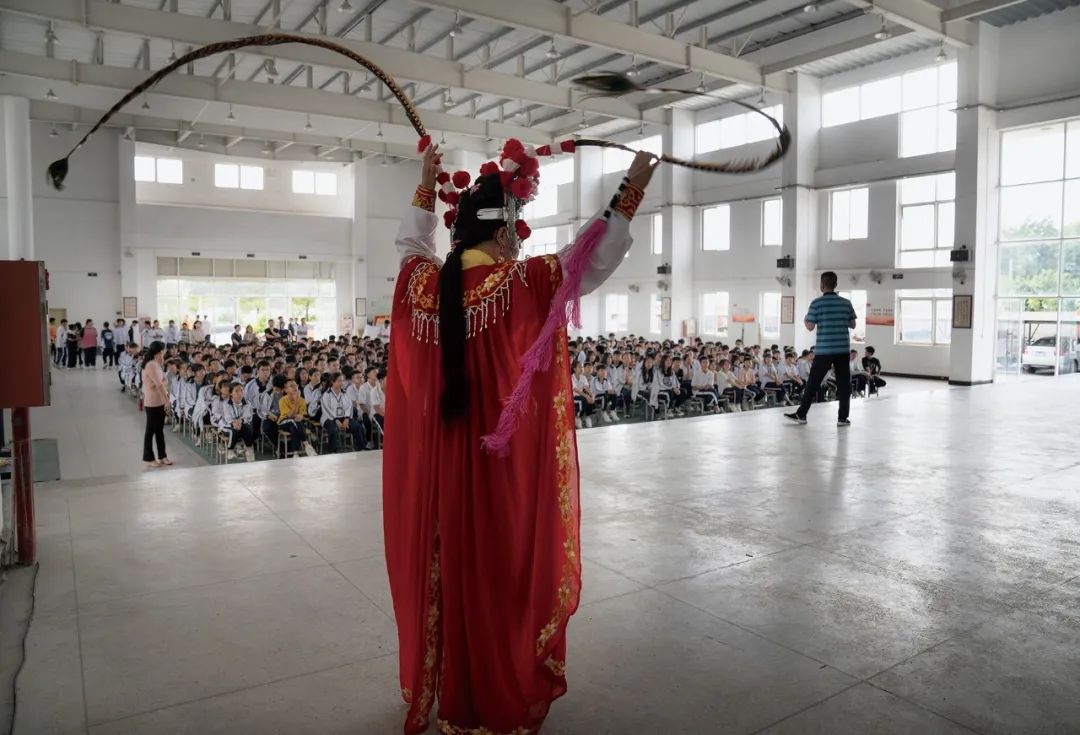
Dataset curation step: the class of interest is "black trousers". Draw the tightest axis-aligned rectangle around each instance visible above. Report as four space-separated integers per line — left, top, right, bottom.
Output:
143 405 167 461
66 346 79 368
796 353 851 420
83 347 97 367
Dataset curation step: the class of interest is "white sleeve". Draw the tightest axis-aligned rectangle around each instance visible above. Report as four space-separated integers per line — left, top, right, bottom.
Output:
396 206 442 268
557 211 633 297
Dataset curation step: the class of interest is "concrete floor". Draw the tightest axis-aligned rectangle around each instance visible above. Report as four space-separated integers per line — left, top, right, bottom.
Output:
14 370 1080 734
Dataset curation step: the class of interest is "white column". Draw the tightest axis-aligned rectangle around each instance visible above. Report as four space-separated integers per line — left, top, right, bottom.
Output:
780 74 821 352
1 96 34 260
949 24 999 385
346 156 369 333
664 108 694 341
117 133 141 314
573 145 604 335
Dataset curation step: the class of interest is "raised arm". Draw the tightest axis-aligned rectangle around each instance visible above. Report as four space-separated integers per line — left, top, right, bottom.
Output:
396 144 443 267
559 150 660 296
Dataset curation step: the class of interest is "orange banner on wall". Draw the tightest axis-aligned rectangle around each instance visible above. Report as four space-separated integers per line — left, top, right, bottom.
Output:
866 305 895 326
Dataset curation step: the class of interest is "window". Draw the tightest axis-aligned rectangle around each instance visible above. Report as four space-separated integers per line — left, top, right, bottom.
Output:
315 172 337 196
526 157 575 219
702 204 731 251
134 155 183 184
838 289 867 343
761 291 781 340
523 226 559 257
898 172 955 267
830 187 869 241
650 293 663 334
214 163 264 190
822 61 956 157
651 213 664 255
896 289 952 345
900 63 957 157
291 170 338 196
696 106 784 153
603 135 662 173
605 293 629 333
762 198 782 246
701 291 730 336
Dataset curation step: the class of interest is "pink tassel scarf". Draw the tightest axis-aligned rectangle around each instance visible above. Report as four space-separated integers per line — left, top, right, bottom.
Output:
481 218 610 456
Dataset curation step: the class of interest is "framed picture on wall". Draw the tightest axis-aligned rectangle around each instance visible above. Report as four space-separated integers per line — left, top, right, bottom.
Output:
780 295 795 325
122 297 138 319
660 297 671 322
355 298 367 318
952 294 973 329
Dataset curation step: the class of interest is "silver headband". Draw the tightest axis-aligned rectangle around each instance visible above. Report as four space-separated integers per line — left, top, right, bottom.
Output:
475 208 504 221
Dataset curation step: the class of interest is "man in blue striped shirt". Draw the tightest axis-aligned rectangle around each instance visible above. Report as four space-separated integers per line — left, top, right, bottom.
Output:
785 271 857 427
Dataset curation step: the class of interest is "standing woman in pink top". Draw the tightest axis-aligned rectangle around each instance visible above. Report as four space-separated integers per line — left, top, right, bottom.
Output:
80 319 99 367
142 341 173 468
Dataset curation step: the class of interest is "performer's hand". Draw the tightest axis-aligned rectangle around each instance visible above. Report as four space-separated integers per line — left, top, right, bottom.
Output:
626 150 659 191
421 144 442 190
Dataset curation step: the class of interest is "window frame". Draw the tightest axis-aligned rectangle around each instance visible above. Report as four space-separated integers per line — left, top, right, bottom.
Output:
895 289 953 346
760 291 781 341
604 293 630 334
762 197 783 247
651 213 664 255
700 291 730 337
701 203 732 251
898 172 956 268
650 293 663 334
829 186 869 242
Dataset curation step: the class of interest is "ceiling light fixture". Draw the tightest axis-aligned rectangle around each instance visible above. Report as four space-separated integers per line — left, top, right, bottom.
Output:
626 55 639 78
440 130 447 144
376 123 383 138
873 16 891 41
168 42 178 64
226 105 236 121
45 22 59 44
802 2 817 12
265 59 278 78
448 12 461 37
638 121 645 136
262 140 273 154
141 96 151 110
338 0 353 12
45 88 58 100
381 155 389 167
934 43 948 63
578 112 589 130
444 90 455 107
545 39 560 59
305 115 313 130
197 135 206 148
694 73 706 94
49 126 59 139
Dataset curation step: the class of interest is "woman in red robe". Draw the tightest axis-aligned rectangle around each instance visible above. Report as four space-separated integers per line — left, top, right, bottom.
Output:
384 143 657 734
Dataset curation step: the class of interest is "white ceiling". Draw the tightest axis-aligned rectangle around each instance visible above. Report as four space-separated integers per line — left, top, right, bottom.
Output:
0 0 1072 161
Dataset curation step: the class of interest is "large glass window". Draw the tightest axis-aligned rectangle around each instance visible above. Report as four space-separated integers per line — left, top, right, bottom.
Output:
603 135 662 174
762 198 783 247
527 157 575 219
899 172 955 267
650 293 663 334
292 170 338 196
702 204 731 251
830 187 869 241
761 291 781 341
896 289 952 345
701 291 730 337
696 106 784 153
214 163 264 190
822 62 956 157
605 293 629 333
134 155 183 184
156 261 337 342
523 226 560 257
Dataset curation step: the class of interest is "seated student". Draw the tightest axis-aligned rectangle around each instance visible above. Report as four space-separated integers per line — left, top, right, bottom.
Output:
591 363 619 424
209 377 233 436
344 368 366 422
633 353 661 411
259 374 286 451
320 372 365 453
609 352 634 417
863 346 887 395
715 358 739 413
118 343 137 392
304 369 324 422
171 363 194 432
849 349 869 397
190 367 215 444
571 362 596 429
739 358 765 404
691 356 720 413
758 353 793 406
355 366 386 446
658 356 686 416
215 382 256 462
780 352 805 402
276 378 317 457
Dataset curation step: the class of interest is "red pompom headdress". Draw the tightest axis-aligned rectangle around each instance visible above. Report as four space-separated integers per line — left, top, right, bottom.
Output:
428 137 579 250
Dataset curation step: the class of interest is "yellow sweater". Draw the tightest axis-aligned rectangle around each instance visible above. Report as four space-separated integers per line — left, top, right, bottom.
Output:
277 394 307 423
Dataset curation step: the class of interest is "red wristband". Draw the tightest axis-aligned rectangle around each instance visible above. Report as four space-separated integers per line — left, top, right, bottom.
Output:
612 183 645 220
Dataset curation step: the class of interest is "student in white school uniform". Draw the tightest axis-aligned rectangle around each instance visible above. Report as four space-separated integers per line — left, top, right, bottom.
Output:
344 369 366 420
190 370 217 445
244 361 272 440
164 320 180 347
591 364 619 424
780 353 805 402
570 362 595 430
633 354 662 411
320 372 365 453
691 357 721 413
255 374 285 451
54 319 67 367
216 383 256 462
304 370 324 421
355 366 386 446
118 343 137 391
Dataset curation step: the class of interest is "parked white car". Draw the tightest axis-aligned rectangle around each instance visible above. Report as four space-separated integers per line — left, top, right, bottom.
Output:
1022 336 1080 374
